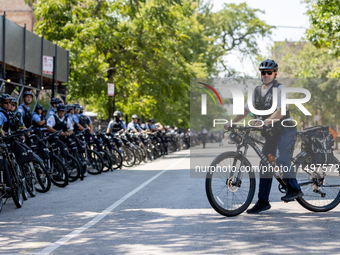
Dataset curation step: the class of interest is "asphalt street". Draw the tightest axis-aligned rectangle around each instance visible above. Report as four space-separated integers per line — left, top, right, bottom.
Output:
1 144 340 255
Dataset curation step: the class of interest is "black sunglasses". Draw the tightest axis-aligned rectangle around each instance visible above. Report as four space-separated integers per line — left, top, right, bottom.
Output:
261 70 274 75
2 102 10 105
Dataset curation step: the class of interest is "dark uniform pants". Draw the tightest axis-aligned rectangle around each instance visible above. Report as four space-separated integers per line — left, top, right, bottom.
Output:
258 126 301 201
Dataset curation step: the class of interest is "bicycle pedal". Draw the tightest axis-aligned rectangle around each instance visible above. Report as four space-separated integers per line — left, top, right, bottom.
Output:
283 199 294 203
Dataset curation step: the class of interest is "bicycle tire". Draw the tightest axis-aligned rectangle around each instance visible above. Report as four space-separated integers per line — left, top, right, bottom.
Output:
33 159 52 193
65 154 81 182
74 152 85 180
49 154 69 187
146 144 154 161
22 163 36 197
86 149 104 174
0 190 3 212
100 149 113 172
121 146 135 167
295 156 340 212
139 145 147 163
109 147 123 169
131 147 141 165
7 160 24 209
205 151 256 217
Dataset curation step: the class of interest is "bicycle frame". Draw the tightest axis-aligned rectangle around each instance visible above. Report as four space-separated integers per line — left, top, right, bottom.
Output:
230 128 288 189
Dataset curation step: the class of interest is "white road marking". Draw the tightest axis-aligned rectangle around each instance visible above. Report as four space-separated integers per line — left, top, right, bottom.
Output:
35 154 190 255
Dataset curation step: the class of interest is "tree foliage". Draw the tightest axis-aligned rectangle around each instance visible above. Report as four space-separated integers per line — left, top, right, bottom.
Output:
32 0 272 127
306 0 340 77
270 41 340 128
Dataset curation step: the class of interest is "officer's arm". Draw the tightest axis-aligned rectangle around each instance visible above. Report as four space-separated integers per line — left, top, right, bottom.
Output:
89 123 93 133
36 119 46 125
47 126 58 133
0 126 4 136
77 123 85 131
232 109 250 122
265 107 288 125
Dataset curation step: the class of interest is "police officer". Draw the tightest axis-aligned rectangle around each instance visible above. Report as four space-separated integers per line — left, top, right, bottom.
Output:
0 94 22 134
10 98 18 113
17 91 34 128
32 104 46 138
127 114 142 133
78 106 93 133
72 103 81 124
201 126 208 149
107 111 125 134
145 119 157 132
118 111 127 129
225 59 302 214
46 103 73 137
46 97 62 120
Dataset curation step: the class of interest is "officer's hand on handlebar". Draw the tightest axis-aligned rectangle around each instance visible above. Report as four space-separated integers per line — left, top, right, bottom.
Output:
224 123 231 130
254 121 264 129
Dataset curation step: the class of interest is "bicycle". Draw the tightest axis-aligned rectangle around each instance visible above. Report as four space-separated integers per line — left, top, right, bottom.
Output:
205 126 340 217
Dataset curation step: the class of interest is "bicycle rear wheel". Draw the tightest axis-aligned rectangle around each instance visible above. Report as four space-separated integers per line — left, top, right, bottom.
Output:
100 149 113 172
205 152 256 217
22 163 36 197
33 159 52 193
295 156 340 212
86 149 104 174
49 154 69 187
121 147 135 167
64 154 81 182
6 160 24 208
109 147 123 169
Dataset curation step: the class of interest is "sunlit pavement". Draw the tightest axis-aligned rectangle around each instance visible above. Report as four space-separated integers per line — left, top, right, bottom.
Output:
0 145 340 254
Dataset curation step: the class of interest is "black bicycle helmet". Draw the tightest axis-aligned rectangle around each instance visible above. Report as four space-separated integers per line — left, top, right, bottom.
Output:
1 94 15 102
11 98 18 104
42 107 47 113
23 91 34 98
35 104 43 110
151 118 155 123
57 103 67 111
66 104 74 112
51 97 62 105
259 59 278 71
73 103 81 109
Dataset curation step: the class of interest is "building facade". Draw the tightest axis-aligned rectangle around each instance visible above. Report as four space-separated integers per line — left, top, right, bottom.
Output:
0 0 35 31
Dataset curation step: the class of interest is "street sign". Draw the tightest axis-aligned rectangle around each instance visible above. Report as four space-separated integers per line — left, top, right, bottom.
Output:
108 83 115 96
313 115 320 121
43 55 53 74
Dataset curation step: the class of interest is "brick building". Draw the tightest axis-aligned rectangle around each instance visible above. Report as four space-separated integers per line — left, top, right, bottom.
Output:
0 0 35 31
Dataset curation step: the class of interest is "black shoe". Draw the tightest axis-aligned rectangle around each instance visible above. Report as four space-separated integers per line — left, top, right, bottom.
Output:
281 191 304 201
247 200 271 214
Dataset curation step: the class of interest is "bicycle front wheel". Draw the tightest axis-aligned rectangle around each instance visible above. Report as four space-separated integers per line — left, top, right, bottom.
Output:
86 149 104 174
205 152 256 217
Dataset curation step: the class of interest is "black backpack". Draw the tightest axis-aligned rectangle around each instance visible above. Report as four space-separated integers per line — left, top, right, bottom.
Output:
302 125 335 164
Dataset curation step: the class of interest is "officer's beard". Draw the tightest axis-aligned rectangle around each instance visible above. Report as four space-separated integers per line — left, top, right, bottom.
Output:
261 76 276 86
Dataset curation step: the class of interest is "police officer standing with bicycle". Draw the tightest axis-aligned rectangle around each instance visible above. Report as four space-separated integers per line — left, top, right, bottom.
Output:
16 91 34 129
225 59 303 214
107 111 125 134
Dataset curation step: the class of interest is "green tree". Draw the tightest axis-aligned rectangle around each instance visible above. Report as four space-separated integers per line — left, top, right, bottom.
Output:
32 0 272 128
306 0 340 77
